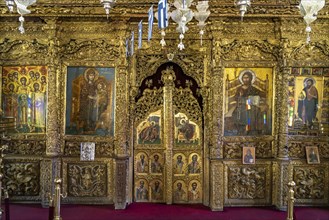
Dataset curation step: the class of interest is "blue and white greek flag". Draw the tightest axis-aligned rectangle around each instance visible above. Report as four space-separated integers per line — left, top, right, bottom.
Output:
130 31 134 56
148 5 154 41
138 20 143 49
158 0 168 29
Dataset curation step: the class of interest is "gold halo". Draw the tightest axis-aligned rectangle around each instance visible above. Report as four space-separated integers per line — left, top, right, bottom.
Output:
32 82 41 91
238 69 256 85
84 68 99 82
19 75 28 85
303 77 316 87
7 83 16 90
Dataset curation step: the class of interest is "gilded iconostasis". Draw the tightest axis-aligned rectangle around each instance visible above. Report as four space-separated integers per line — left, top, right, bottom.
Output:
0 0 328 212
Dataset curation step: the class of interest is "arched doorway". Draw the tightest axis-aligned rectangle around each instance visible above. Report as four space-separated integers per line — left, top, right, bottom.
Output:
133 62 204 204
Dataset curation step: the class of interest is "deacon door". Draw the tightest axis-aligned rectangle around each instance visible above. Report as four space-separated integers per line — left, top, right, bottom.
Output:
133 65 203 204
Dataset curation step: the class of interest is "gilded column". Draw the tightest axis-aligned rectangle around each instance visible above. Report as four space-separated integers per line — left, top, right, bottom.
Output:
210 38 224 159
44 18 61 157
277 66 290 159
114 25 129 209
274 37 291 210
209 34 225 211
161 67 175 205
42 18 61 207
277 39 290 159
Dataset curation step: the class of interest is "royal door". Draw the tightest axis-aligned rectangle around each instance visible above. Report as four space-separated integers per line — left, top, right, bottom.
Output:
133 64 204 204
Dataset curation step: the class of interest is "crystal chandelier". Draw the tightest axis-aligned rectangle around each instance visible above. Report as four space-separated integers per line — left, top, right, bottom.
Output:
235 0 251 21
4 0 37 34
161 0 210 50
298 0 325 44
100 0 116 19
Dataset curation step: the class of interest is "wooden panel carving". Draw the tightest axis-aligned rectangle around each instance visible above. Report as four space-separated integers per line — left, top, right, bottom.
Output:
224 162 271 205
62 159 113 204
67 163 107 197
4 160 40 198
293 164 329 205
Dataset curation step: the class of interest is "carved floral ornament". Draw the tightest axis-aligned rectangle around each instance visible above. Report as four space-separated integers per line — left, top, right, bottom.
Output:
3 1 328 50
161 66 176 85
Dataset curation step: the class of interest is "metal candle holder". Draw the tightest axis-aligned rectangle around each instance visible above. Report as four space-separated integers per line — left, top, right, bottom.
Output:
286 181 296 220
50 178 67 220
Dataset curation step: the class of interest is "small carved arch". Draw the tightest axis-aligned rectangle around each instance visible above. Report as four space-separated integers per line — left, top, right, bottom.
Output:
135 62 202 110
136 54 204 88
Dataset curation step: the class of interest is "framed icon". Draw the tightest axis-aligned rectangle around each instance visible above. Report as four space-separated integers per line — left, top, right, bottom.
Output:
224 68 273 136
305 146 320 164
1 66 48 134
80 142 95 161
135 179 149 202
65 67 115 136
242 147 255 164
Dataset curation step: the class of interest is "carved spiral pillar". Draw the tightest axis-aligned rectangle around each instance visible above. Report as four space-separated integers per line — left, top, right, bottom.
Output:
210 39 224 159
115 66 129 156
115 29 129 157
277 66 290 159
273 38 291 209
42 18 61 207
114 64 129 209
209 37 224 211
162 67 175 205
114 25 130 208
211 66 224 159
44 18 61 157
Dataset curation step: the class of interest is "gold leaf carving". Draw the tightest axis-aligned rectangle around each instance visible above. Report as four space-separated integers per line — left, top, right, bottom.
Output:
228 166 266 199
294 167 326 200
4 161 40 197
67 164 107 197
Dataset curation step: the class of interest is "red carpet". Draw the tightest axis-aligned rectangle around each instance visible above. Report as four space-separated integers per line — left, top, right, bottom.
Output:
2 203 329 220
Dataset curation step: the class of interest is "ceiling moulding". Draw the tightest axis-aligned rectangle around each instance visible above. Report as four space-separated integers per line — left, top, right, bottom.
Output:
0 1 328 18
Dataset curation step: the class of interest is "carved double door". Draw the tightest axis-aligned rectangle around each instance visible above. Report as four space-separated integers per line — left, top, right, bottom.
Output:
133 65 203 204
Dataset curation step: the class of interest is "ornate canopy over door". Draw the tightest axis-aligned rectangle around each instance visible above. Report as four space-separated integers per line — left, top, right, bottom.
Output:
133 63 203 204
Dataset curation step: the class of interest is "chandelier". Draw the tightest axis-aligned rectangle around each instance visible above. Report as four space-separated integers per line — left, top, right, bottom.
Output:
159 0 210 50
4 0 36 34
235 0 251 21
298 0 325 44
100 0 116 19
